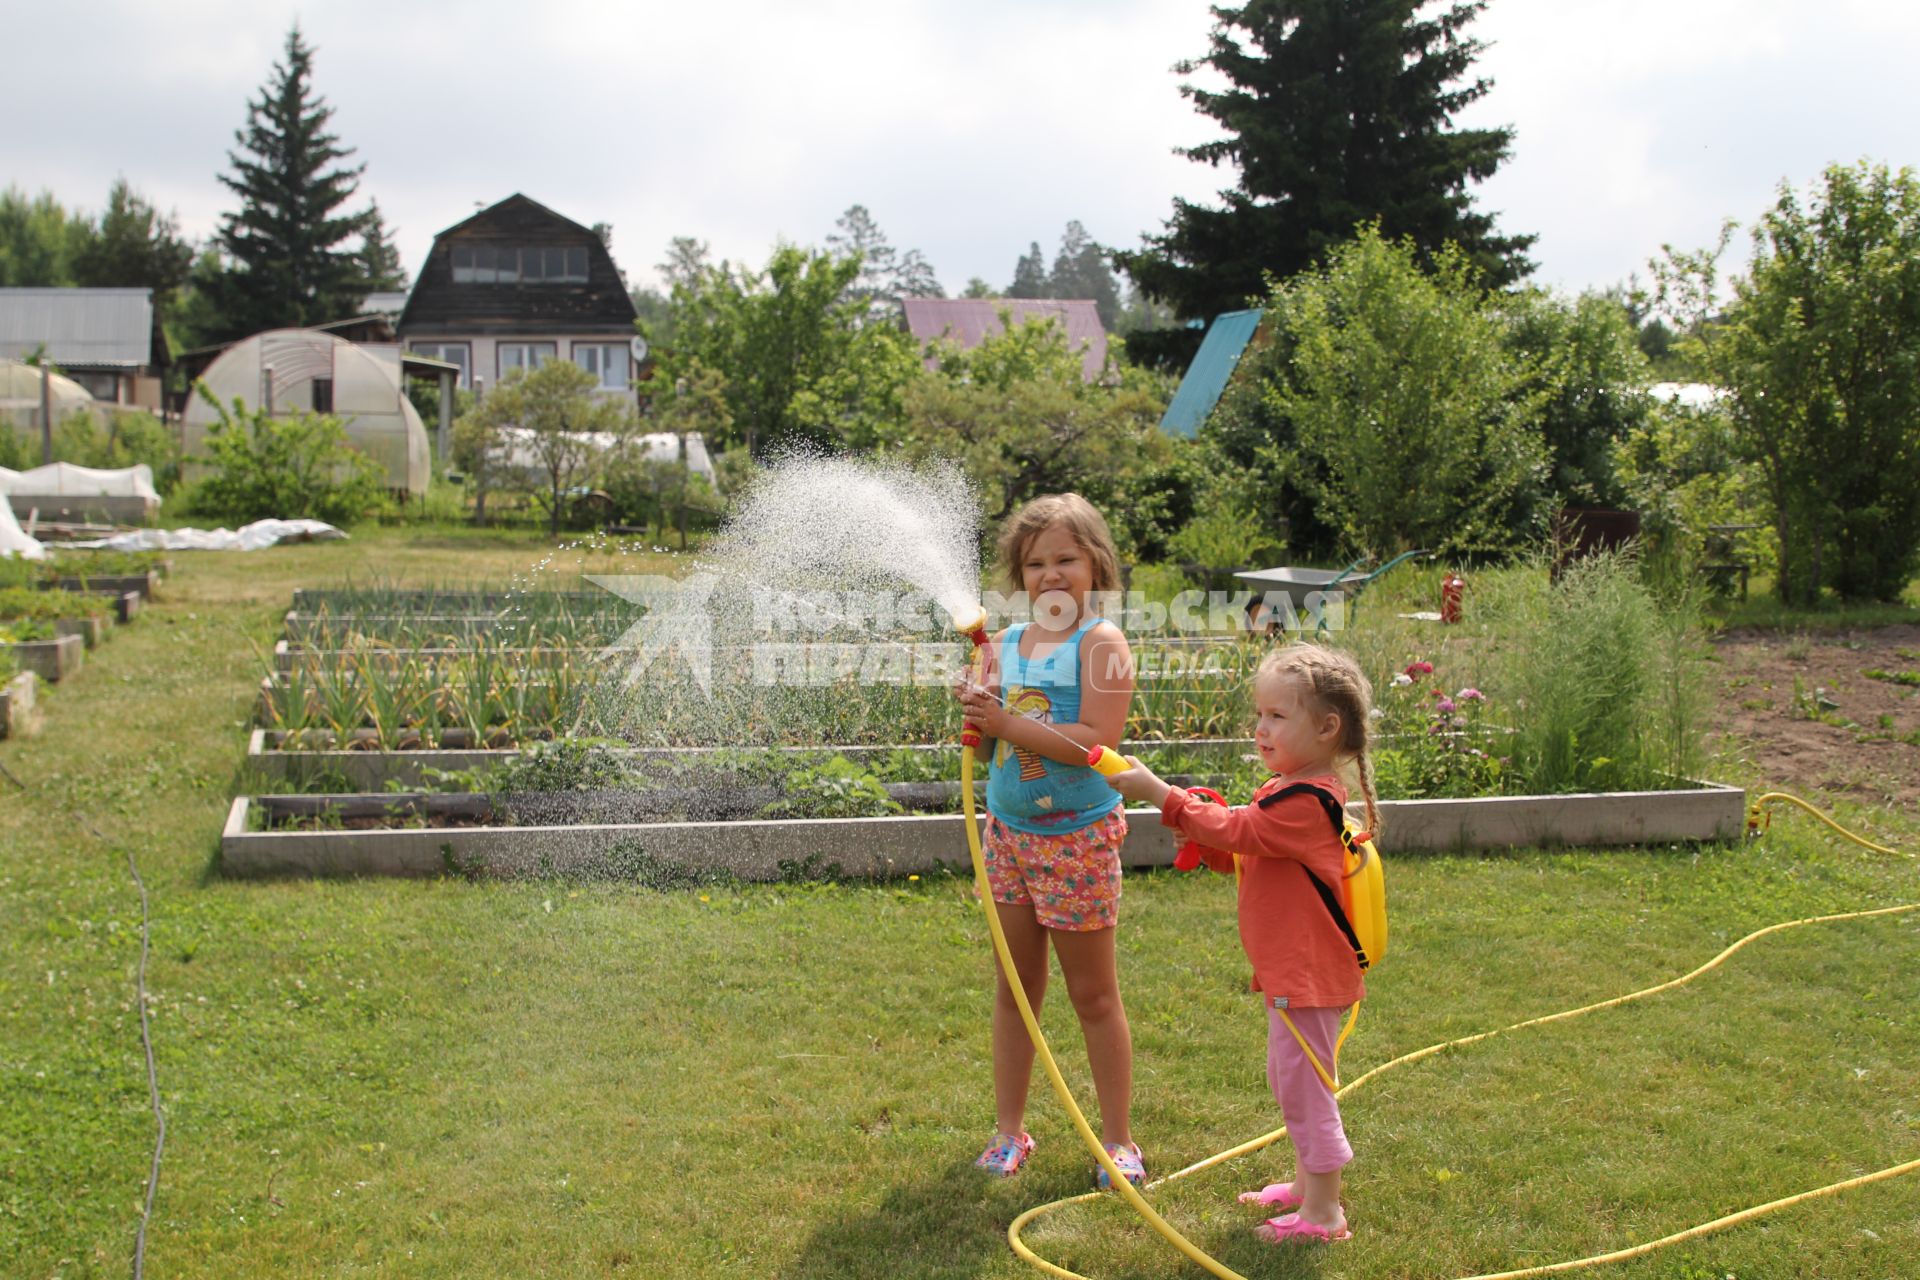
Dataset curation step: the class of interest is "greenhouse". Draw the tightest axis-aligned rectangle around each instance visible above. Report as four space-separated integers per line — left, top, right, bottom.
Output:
182 329 430 495
0 358 99 436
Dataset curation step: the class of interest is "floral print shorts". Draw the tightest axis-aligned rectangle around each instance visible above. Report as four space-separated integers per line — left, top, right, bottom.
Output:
982 809 1127 931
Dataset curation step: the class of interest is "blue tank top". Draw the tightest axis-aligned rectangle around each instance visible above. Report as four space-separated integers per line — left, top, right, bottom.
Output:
986 618 1124 834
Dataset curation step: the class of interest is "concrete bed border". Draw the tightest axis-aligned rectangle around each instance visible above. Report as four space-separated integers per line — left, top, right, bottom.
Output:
220 781 1748 879
0 671 41 739
1 633 83 682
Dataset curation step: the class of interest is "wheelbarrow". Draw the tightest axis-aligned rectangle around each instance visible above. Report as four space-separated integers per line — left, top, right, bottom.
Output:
1234 549 1431 637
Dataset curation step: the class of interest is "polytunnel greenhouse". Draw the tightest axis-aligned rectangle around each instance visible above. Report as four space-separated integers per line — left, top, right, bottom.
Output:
183 329 429 495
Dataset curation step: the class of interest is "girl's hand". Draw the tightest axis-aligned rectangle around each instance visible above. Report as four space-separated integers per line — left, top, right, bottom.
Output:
956 680 1008 738
1102 757 1172 807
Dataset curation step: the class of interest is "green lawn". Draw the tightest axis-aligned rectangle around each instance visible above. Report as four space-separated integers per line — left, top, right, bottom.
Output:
3 529 1918 1279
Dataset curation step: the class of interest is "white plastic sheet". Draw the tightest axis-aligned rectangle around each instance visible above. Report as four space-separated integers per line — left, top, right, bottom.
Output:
67 518 345 552
0 462 160 501
0 497 47 559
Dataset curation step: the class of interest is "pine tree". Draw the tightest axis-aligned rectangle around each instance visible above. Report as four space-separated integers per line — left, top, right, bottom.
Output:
827 204 944 303
206 24 376 342
1117 0 1535 322
1008 242 1049 298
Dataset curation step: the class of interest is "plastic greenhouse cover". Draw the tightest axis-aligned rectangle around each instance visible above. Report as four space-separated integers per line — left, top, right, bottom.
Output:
0 498 47 559
66 518 346 552
0 462 159 500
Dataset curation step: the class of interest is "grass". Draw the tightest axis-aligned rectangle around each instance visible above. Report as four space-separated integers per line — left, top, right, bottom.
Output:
4 529 1919 1278
1705 571 1920 632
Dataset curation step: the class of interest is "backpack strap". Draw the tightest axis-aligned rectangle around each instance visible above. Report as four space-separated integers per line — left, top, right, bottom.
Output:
1256 781 1366 973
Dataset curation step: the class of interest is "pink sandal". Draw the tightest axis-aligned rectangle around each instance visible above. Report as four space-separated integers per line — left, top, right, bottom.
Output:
1254 1212 1352 1243
1238 1181 1304 1208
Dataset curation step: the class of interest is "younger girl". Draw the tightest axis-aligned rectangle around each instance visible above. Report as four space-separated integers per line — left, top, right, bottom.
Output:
1103 642 1378 1243
953 493 1143 1188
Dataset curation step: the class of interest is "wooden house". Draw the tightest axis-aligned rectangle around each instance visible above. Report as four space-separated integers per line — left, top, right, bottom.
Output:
397 194 639 402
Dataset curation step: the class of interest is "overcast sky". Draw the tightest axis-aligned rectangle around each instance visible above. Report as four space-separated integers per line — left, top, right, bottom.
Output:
5 0 1917 301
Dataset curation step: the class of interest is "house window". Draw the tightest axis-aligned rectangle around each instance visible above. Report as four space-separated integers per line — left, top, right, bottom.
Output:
498 342 556 381
573 343 630 390
451 244 589 284
411 342 470 388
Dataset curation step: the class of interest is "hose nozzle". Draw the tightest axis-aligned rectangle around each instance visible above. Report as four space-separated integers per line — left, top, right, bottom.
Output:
951 603 989 650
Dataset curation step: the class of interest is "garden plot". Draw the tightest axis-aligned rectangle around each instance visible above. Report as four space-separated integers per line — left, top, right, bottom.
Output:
232 551 1743 881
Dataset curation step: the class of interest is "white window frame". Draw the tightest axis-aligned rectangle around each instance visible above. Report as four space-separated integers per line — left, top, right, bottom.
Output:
497 342 557 381
571 342 630 390
410 342 471 389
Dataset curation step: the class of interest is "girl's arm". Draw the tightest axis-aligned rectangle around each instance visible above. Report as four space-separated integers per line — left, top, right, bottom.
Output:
1165 787 1336 866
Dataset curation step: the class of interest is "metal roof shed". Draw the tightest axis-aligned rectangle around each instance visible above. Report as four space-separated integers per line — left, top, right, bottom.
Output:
0 287 169 408
902 299 1109 383
1158 309 1265 438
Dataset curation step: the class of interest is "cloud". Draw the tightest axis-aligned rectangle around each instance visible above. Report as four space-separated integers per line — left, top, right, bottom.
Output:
5 0 1917 300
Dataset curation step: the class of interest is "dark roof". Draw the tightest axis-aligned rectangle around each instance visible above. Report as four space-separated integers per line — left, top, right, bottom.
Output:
901 299 1107 382
1159 310 1265 437
397 194 637 337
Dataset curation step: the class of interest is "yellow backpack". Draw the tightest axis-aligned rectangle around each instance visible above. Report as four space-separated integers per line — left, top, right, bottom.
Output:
1258 781 1387 972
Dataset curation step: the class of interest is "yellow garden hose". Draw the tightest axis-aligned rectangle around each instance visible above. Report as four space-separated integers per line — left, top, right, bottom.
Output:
961 774 1920 1280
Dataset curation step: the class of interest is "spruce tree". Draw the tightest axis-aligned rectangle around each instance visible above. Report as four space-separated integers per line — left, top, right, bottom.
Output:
356 200 408 293
1048 221 1123 328
1008 242 1049 298
72 179 194 305
1117 0 1535 322
207 24 375 342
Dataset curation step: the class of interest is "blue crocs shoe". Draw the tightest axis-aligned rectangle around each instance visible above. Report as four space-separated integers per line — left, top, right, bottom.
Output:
976 1131 1035 1177
1095 1141 1146 1190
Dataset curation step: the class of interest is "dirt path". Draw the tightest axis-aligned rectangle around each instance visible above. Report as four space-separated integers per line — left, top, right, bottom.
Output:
1708 623 1920 812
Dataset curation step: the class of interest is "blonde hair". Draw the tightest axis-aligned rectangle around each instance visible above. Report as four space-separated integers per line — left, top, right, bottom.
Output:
1255 642 1381 850
995 493 1122 595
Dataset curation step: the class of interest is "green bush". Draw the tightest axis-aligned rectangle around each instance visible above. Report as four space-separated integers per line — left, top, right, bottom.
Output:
188 386 385 526
1 409 183 492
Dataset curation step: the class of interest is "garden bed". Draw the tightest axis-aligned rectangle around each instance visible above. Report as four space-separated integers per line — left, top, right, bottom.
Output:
219 780 1746 879
52 615 107 649
0 671 40 739
42 569 158 600
241 731 1261 789
0 633 83 682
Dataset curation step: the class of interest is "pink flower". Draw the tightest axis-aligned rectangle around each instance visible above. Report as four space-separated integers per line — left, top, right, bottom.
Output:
1456 687 1485 702
1437 698 1458 714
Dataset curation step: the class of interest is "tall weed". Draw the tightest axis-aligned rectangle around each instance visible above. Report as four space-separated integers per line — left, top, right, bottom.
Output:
1484 549 1706 793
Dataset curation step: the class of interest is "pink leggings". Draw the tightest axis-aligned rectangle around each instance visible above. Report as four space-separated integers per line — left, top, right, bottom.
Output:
1266 1003 1353 1174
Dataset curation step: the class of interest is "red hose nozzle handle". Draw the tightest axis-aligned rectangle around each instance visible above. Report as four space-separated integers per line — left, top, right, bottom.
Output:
1174 786 1227 870
959 616 990 749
